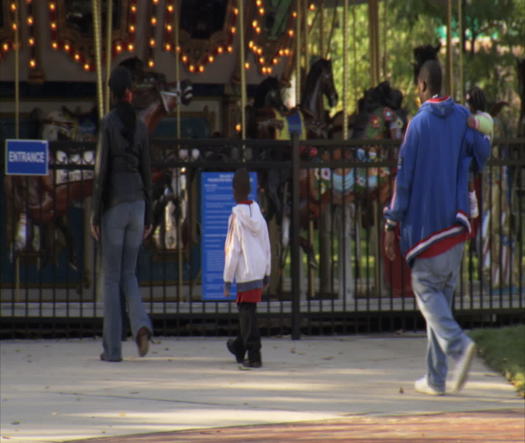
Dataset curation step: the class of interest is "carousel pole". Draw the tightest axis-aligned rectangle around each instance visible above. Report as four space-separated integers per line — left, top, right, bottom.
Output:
13 0 20 301
446 0 453 97
239 0 247 143
174 2 181 141
303 0 309 72
367 0 382 295
352 0 357 104
343 0 349 141
92 0 104 120
304 0 314 301
295 0 301 106
458 0 464 101
91 0 103 301
14 0 20 139
382 0 387 79
104 0 113 114
319 0 324 58
174 2 183 300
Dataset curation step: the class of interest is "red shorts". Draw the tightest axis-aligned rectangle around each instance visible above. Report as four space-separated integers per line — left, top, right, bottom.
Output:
237 288 263 303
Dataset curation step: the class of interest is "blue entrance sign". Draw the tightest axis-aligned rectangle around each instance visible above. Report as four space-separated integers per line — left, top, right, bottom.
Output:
5 139 49 176
201 171 257 301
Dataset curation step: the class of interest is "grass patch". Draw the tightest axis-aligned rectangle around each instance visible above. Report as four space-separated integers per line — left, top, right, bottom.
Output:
469 325 525 397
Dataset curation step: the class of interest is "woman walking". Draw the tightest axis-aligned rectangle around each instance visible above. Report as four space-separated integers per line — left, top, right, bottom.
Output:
91 65 153 362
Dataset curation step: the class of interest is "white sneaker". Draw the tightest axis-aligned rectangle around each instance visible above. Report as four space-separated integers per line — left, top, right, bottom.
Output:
450 341 476 393
414 377 445 396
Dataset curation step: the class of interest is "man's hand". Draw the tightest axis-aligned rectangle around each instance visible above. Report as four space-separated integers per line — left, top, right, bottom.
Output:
143 225 153 240
90 224 100 241
224 287 231 298
384 230 396 261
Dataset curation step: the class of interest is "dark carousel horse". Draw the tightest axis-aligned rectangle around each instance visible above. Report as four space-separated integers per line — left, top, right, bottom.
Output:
4 57 193 277
248 59 338 293
316 80 409 298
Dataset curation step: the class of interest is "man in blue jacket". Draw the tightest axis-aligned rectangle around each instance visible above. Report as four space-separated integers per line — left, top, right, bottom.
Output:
384 60 490 395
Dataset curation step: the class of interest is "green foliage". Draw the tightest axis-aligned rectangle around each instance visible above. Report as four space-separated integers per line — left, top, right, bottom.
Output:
470 325 525 397
306 0 524 130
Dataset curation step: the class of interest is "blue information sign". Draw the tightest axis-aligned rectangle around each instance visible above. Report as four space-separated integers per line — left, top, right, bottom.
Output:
5 139 49 176
201 171 257 301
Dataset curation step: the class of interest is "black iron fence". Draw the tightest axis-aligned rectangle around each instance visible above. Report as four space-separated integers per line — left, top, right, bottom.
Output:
1 137 524 338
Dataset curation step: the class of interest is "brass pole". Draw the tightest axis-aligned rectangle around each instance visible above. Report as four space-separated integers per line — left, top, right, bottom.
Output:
319 0 324 58
175 3 181 140
382 0 387 79
352 0 357 106
105 0 113 113
295 0 301 105
14 0 20 301
368 0 380 86
458 0 464 101
304 0 309 72
174 2 183 300
14 0 20 139
239 0 247 141
92 0 104 120
343 0 349 140
446 0 453 97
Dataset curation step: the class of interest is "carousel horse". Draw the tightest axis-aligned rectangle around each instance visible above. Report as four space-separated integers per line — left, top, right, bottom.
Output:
246 76 288 140
249 59 338 294
318 81 408 298
260 57 338 224
4 57 193 274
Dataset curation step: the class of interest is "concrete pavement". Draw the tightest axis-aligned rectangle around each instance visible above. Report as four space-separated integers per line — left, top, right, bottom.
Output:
1 334 523 442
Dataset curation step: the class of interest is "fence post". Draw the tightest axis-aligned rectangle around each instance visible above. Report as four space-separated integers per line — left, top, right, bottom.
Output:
291 134 301 339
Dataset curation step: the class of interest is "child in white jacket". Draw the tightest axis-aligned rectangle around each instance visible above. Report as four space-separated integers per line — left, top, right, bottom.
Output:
224 168 271 368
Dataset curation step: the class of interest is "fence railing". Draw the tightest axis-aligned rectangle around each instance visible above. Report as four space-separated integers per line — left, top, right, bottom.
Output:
1 137 524 338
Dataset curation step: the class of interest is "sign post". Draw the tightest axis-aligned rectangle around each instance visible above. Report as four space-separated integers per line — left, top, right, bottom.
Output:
5 139 49 176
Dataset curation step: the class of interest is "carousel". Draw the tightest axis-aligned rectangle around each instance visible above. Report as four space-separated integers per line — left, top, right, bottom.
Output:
1 0 523 336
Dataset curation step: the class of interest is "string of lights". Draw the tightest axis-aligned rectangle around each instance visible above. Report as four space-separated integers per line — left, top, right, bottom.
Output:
1 0 306 75
0 1 19 62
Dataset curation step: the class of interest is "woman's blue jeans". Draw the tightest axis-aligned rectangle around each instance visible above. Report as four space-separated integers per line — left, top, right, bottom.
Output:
101 200 152 360
411 242 473 392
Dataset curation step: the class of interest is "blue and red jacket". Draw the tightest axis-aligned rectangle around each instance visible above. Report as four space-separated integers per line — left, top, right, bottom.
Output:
384 96 491 265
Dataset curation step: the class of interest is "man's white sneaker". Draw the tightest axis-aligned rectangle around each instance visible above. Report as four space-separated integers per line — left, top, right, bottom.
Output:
450 341 476 393
414 377 445 396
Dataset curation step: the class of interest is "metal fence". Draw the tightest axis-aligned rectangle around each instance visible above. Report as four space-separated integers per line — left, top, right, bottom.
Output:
1 137 524 338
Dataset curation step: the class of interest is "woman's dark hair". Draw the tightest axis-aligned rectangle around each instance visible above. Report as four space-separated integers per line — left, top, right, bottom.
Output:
109 66 133 100
466 86 486 113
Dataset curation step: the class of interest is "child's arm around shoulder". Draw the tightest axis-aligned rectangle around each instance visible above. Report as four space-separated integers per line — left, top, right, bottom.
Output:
467 112 494 140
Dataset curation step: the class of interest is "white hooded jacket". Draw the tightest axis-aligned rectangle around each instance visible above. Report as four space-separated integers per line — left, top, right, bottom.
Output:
223 201 271 291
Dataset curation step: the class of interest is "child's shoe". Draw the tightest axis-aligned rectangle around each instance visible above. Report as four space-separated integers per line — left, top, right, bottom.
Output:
245 350 262 368
227 339 245 364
